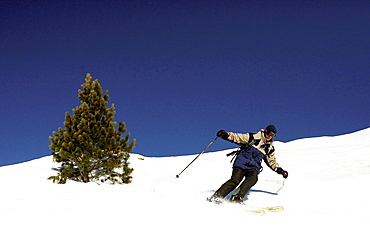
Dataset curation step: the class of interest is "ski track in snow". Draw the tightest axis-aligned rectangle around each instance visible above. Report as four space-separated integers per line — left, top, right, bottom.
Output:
1 128 370 247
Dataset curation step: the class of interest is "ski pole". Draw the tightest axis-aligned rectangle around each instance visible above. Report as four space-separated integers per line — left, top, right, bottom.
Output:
276 178 286 194
176 136 218 178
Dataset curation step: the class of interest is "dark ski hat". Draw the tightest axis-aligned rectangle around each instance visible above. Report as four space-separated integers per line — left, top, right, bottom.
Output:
265 125 277 135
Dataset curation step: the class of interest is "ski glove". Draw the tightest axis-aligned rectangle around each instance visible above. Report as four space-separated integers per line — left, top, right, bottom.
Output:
276 167 288 179
217 130 229 140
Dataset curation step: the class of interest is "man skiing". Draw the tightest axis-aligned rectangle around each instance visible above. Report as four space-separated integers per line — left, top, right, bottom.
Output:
208 125 288 204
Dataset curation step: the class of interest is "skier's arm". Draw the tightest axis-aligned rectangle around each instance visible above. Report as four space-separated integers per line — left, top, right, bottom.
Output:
216 130 251 144
226 132 251 144
263 151 280 171
264 151 288 178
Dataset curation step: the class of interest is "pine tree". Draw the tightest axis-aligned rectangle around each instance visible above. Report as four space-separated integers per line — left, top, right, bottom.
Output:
49 73 135 184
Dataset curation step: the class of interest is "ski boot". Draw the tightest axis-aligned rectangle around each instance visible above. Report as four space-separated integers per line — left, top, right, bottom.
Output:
230 195 244 204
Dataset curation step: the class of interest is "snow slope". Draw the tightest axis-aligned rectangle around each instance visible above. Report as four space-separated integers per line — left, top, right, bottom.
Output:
1 128 369 248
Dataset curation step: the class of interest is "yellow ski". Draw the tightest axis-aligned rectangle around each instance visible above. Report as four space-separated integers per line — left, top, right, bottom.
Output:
263 206 284 212
248 209 265 215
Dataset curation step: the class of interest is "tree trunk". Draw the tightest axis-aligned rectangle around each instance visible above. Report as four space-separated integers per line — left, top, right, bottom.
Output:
82 174 90 183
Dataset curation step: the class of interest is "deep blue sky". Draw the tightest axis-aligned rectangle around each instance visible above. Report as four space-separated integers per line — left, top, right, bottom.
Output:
1 0 369 166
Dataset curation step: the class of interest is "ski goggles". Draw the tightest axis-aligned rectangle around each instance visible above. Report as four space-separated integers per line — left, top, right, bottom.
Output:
264 130 276 138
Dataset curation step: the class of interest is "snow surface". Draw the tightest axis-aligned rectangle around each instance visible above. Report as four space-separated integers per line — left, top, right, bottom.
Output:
1 128 370 248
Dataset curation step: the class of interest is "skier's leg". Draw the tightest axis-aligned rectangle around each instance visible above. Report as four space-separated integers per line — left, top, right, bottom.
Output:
235 170 258 199
211 168 245 199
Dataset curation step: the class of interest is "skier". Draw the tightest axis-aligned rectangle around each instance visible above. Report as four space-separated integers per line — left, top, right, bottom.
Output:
208 125 288 204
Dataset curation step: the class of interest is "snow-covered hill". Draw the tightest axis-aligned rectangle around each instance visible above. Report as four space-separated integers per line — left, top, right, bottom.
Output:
1 128 369 247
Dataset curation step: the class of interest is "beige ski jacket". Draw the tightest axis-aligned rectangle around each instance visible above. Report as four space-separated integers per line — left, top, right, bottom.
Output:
226 129 280 171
